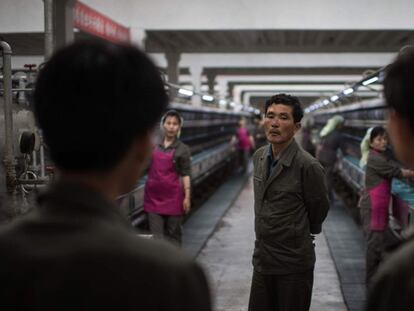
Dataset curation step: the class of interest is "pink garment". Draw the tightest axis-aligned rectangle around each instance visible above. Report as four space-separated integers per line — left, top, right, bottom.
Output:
144 147 184 215
237 127 252 150
369 180 391 231
392 195 409 227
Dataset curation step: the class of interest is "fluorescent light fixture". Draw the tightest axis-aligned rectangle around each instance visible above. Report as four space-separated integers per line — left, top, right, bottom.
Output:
73 28 80 33
219 99 227 106
362 76 379 86
330 95 339 102
343 88 354 95
248 107 255 112
323 99 330 105
254 109 261 114
230 102 236 107
178 88 193 96
202 94 214 102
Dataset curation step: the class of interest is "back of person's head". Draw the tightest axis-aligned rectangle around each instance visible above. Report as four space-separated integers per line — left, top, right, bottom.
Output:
34 40 168 172
264 93 303 123
370 126 386 143
384 46 414 132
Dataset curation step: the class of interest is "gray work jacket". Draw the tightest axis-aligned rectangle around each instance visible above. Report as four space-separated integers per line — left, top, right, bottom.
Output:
252 140 330 274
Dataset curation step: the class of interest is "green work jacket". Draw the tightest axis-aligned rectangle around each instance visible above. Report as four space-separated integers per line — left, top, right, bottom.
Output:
252 140 329 274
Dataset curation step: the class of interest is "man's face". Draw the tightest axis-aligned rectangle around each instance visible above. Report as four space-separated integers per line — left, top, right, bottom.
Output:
387 110 414 166
264 103 301 145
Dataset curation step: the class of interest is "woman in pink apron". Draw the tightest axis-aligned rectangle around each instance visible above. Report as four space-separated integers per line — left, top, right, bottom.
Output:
359 126 414 284
144 110 191 245
232 118 255 173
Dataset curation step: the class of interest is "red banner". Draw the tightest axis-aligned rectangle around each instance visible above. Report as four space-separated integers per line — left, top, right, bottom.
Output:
74 1 130 43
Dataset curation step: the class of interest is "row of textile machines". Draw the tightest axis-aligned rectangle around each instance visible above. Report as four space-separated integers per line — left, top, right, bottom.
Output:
312 98 414 229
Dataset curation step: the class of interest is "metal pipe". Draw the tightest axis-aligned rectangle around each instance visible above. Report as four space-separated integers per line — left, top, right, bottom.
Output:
0 88 34 92
40 142 45 178
32 150 37 171
43 0 54 60
0 41 17 194
18 76 26 104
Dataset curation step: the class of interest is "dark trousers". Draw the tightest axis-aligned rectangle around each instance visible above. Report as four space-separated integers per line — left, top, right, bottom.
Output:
360 206 386 285
248 269 314 311
238 149 250 173
320 162 335 201
147 213 183 245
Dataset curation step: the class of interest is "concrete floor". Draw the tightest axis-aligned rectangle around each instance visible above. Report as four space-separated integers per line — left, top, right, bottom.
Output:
197 177 347 311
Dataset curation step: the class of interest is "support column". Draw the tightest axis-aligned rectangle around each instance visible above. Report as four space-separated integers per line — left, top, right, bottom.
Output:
53 0 76 51
216 78 229 109
166 52 181 101
206 71 216 95
130 27 147 49
190 64 202 107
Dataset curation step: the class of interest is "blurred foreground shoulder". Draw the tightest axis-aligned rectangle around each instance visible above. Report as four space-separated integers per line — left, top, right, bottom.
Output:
367 239 414 311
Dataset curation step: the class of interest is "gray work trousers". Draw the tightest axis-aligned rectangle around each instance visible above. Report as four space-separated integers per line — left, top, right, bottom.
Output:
248 269 314 311
147 213 183 246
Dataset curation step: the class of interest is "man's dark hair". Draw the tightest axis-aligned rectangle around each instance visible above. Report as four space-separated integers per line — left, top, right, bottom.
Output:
384 47 414 132
264 93 303 123
370 126 386 143
34 40 168 172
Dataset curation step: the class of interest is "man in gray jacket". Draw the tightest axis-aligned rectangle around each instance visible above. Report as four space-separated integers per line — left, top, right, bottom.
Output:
248 93 329 311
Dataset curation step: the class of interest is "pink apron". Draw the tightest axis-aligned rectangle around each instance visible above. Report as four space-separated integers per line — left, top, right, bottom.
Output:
369 180 391 231
237 128 251 150
144 147 184 215
369 182 409 231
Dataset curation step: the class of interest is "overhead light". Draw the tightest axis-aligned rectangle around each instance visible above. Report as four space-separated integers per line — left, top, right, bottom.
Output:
202 94 214 102
323 99 330 105
362 76 379 86
254 109 261 114
343 88 354 95
73 28 80 33
330 95 339 102
230 102 236 107
219 99 227 106
178 88 193 96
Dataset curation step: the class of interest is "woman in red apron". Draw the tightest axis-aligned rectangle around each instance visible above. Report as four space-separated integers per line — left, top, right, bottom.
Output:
144 110 191 245
359 126 414 284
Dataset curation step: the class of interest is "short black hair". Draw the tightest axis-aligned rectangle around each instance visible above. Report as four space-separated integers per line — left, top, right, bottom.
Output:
264 93 303 123
384 47 414 132
370 126 386 143
161 110 182 125
34 40 168 172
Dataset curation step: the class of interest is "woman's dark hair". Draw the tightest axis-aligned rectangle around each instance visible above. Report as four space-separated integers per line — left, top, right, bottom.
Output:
370 126 387 143
264 93 303 123
34 40 168 172
161 110 183 125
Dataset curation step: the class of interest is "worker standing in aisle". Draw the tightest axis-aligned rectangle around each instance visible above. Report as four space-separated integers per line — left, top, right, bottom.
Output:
248 93 329 311
144 110 192 245
316 115 345 201
358 126 414 285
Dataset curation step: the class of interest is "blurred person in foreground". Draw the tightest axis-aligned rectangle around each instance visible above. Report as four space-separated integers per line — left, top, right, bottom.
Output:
366 47 414 311
0 40 211 311
248 94 329 311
